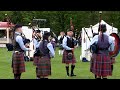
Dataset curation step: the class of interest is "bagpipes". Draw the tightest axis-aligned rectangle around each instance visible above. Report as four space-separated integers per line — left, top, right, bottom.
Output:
50 29 58 43
6 24 15 51
98 12 119 57
32 26 41 42
6 33 30 51
89 25 99 54
89 11 102 54
70 17 78 46
5 16 31 51
89 11 120 57
109 23 120 57
21 33 31 48
6 27 31 51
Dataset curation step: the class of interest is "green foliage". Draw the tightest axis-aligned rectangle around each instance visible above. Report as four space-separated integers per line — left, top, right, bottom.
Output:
0 11 120 36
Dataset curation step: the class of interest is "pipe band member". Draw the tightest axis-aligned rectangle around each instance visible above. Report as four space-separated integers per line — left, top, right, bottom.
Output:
36 32 55 79
58 31 65 55
12 24 31 79
32 30 42 79
88 24 115 79
62 29 77 77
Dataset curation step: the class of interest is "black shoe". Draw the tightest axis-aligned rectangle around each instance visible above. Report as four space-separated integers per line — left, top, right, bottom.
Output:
96 78 101 79
40 78 48 79
67 73 69 76
70 74 76 76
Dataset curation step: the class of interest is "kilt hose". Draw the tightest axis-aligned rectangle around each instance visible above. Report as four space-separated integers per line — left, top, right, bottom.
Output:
62 50 76 64
33 56 40 66
111 57 115 73
90 53 112 77
12 52 25 74
37 56 51 77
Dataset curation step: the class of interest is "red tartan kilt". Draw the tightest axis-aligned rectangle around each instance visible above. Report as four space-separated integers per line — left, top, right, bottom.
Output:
62 50 76 64
37 56 51 77
33 56 40 66
90 54 112 77
12 52 25 74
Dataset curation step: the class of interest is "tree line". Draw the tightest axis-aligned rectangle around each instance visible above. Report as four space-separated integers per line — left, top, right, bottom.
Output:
0 11 120 36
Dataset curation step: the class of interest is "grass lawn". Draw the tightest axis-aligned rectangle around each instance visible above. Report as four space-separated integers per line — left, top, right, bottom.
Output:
0 47 120 79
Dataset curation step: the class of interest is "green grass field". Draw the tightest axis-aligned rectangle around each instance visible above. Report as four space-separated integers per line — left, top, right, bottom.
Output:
0 47 120 79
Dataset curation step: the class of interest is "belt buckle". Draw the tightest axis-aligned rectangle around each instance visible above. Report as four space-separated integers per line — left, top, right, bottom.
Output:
14 51 20 54
15 51 19 53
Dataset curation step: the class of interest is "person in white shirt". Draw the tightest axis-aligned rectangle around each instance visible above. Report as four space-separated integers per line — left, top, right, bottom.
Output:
36 32 55 79
58 31 65 55
62 30 77 77
88 24 115 79
12 24 31 79
32 30 42 79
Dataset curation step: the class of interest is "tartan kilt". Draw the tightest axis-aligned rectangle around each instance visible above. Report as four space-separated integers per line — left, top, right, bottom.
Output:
37 56 51 77
90 54 112 77
62 50 76 64
12 52 25 74
33 56 40 66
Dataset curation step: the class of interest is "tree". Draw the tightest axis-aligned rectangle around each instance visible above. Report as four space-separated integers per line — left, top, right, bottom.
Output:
0 11 120 34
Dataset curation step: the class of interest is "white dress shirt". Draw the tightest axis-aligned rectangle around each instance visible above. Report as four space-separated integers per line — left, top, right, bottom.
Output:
47 42 55 57
33 38 41 50
62 36 73 50
15 32 30 51
88 32 115 51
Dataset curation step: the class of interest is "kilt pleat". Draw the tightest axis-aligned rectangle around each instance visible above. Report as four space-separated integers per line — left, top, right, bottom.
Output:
90 54 112 77
37 56 51 76
62 50 76 64
33 56 40 66
12 52 25 74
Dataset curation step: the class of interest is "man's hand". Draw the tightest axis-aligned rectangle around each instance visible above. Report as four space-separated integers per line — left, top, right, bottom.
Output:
74 46 78 48
28 49 32 51
71 48 74 52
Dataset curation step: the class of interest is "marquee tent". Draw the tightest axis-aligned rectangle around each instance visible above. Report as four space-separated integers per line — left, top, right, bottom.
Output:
80 20 118 61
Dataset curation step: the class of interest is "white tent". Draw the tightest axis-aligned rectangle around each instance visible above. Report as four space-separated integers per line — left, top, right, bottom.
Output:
80 20 118 61
92 20 118 35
